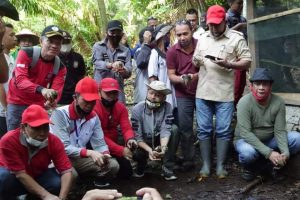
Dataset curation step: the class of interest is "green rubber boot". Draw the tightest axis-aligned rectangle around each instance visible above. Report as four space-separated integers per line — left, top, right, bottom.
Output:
199 139 211 177
216 138 229 178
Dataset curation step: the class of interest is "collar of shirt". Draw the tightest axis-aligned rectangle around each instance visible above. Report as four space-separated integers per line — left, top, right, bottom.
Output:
69 101 96 120
207 26 231 39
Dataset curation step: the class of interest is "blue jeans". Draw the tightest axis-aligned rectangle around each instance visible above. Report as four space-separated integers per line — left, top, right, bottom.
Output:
235 131 300 165
0 167 61 199
176 97 195 162
196 98 234 141
7 104 28 131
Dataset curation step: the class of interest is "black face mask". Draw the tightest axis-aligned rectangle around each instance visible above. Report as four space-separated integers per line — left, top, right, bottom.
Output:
108 35 122 47
101 98 117 107
76 104 92 116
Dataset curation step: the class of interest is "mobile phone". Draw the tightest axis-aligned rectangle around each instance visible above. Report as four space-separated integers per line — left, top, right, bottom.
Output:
204 55 222 61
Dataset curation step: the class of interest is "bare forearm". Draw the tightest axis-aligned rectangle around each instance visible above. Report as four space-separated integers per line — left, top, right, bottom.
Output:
0 84 7 109
59 172 73 199
229 60 251 70
0 53 8 83
138 141 152 152
160 137 169 148
168 72 184 85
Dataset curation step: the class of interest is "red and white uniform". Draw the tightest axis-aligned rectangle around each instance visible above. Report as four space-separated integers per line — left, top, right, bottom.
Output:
7 49 66 106
0 128 72 178
93 100 135 157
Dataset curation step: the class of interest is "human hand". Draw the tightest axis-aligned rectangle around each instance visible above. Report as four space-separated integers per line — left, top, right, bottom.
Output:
269 151 282 166
106 63 113 69
127 139 138 150
87 150 110 167
123 147 133 160
41 88 58 102
112 61 124 72
180 74 192 86
42 193 60 200
277 153 288 167
148 148 161 161
136 187 163 200
82 189 122 200
44 100 57 110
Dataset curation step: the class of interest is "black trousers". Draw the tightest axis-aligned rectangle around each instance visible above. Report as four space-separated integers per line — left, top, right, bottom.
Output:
0 116 7 138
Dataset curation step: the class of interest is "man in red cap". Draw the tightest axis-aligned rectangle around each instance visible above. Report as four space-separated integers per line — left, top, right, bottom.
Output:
50 77 119 187
0 104 73 199
93 78 137 179
193 5 252 179
6 25 67 131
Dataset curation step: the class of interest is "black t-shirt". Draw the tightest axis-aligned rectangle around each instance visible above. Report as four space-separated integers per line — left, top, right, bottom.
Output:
58 51 85 104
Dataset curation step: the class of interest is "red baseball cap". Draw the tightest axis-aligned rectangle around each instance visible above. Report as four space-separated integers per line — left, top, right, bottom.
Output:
75 77 100 101
206 5 226 25
99 78 120 92
22 105 52 127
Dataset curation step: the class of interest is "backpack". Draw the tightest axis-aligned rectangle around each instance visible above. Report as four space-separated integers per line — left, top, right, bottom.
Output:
26 46 61 75
13 46 61 89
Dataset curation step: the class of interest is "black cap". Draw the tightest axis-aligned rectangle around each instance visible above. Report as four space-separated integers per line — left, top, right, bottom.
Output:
0 0 19 21
41 25 63 38
107 20 123 31
250 68 273 83
147 16 157 21
62 31 72 40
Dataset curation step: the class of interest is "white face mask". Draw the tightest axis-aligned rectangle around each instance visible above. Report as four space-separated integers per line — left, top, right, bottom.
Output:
60 43 72 53
145 99 161 109
26 135 48 147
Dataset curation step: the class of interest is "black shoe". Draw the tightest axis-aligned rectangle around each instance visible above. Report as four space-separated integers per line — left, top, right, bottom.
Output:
161 165 177 181
241 169 256 181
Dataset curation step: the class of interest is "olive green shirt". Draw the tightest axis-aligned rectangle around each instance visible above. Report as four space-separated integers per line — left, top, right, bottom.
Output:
234 93 289 159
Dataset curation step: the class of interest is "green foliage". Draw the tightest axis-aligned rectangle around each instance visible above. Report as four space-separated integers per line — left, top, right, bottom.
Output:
8 0 229 76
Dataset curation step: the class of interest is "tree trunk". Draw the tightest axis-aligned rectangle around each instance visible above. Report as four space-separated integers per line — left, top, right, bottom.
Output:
96 0 107 39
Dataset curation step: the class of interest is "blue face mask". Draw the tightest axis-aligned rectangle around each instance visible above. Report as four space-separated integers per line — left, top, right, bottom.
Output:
26 135 48 147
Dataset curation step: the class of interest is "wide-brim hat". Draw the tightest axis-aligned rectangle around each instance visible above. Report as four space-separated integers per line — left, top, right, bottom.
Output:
154 24 174 41
15 29 40 45
249 68 274 83
146 81 172 95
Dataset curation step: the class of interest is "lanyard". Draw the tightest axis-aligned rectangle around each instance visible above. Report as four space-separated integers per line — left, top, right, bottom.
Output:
74 120 79 146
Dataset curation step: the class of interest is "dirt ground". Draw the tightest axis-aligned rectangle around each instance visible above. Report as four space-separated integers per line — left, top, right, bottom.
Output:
69 152 300 200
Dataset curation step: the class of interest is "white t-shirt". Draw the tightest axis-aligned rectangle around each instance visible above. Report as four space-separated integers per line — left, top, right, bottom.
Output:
148 49 177 108
0 53 15 117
